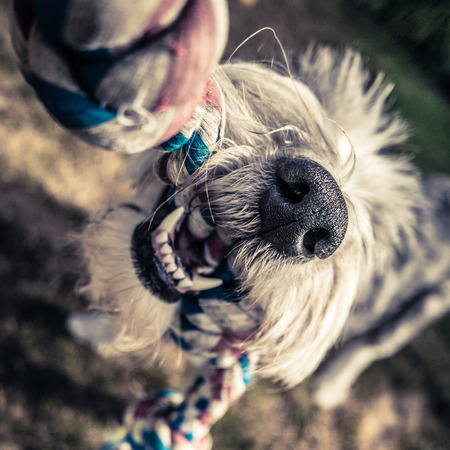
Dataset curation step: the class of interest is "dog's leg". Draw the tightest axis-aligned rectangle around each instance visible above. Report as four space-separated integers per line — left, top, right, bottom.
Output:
312 281 450 408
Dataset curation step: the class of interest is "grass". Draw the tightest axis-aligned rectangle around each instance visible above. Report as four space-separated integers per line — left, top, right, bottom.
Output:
0 0 449 448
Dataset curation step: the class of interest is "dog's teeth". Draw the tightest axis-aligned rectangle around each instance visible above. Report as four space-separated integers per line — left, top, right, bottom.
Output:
157 207 185 236
191 274 222 291
154 230 168 244
177 278 194 290
160 243 172 255
162 254 175 264
166 263 178 273
175 275 220 293
172 268 186 280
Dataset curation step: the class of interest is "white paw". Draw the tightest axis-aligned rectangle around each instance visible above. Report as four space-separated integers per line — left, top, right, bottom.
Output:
67 311 114 348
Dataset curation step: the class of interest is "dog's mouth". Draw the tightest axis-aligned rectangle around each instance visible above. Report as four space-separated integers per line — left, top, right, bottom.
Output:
132 203 227 303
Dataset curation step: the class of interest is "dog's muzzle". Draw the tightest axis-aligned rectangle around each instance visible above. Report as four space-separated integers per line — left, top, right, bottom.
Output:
259 157 348 259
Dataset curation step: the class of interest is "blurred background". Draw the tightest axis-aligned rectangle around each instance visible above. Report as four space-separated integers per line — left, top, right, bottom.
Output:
0 0 449 448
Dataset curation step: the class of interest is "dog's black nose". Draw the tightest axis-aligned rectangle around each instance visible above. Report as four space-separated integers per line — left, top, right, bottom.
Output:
259 157 348 259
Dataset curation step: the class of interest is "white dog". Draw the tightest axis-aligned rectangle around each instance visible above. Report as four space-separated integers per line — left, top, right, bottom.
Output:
72 46 450 406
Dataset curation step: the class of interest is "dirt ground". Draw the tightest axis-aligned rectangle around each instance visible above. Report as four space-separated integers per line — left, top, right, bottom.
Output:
0 0 449 449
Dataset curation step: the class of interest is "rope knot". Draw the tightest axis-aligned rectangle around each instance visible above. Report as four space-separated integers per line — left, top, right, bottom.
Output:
102 353 254 450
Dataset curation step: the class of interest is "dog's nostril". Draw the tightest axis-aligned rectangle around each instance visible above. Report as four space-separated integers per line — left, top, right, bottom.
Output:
278 176 310 203
303 228 331 256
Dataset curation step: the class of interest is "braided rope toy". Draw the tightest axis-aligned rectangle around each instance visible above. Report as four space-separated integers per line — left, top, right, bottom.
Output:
12 1 260 448
11 0 228 153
